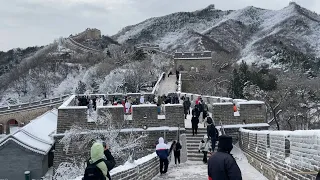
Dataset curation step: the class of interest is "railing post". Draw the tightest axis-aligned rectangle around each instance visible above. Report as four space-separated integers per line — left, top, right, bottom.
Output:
24 171 30 180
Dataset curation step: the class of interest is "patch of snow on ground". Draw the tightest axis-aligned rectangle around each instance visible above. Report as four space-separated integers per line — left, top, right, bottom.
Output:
153 144 267 180
157 76 177 96
117 19 155 43
232 144 268 180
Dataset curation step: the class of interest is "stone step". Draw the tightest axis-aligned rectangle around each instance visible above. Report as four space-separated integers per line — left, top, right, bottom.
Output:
186 134 207 138
186 140 203 144
187 157 204 161
187 152 206 158
187 152 213 159
185 129 207 133
187 147 218 154
186 143 201 147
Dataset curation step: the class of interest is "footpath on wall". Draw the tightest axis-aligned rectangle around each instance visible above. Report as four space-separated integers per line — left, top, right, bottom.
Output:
152 143 268 180
157 75 177 96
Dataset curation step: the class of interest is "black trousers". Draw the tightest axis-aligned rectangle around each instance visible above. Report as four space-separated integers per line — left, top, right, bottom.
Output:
202 151 208 163
192 124 198 135
203 111 207 119
160 158 169 174
211 139 216 152
174 151 181 164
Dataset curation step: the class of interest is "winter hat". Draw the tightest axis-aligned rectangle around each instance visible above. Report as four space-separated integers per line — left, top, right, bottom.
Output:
218 135 233 153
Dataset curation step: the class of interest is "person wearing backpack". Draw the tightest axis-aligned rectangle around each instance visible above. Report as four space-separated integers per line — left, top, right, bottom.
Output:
208 135 242 180
198 135 211 164
207 122 219 152
83 142 110 180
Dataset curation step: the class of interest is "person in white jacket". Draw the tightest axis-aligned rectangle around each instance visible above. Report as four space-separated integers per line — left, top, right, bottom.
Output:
125 100 131 114
97 97 104 107
140 95 145 104
198 135 211 164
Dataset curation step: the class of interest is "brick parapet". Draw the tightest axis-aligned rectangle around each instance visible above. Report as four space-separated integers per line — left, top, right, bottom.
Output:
239 129 320 180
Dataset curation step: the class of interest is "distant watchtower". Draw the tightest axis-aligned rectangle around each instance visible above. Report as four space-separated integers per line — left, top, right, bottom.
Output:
174 51 212 72
289 0 296 5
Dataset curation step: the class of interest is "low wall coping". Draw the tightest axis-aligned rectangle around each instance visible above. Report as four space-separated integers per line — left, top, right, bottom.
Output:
132 104 157 107
238 101 265 105
164 104 183 107
213 102 233 106
240 128 292 136
54 126 184 137
217 123 269 129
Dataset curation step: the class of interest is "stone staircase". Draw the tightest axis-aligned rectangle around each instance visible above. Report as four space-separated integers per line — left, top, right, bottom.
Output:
186 128 217 162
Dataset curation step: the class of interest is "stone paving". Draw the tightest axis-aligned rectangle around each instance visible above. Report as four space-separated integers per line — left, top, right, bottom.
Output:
152 144 268 180
157 75 177 96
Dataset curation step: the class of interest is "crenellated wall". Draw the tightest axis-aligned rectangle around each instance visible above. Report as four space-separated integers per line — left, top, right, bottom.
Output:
179 92 267 125
53 95 185 170
239 128 320 180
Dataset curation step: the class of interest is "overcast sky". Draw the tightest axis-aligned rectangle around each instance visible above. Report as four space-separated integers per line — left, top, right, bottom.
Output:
0 0 319 51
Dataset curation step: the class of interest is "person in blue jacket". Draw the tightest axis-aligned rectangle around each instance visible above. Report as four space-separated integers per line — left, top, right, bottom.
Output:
156 137 169 174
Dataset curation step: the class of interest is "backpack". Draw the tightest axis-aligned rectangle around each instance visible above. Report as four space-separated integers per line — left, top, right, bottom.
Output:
83 159 105 180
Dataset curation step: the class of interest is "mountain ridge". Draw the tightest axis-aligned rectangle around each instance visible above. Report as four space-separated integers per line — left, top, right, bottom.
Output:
113 2 320 71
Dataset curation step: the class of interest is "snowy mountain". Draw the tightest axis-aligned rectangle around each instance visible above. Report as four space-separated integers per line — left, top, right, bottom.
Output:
0 30 170 106
113 2 320 71
1 2 320 105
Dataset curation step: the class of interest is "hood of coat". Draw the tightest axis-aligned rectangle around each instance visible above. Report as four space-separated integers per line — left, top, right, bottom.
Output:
90 142 105 162
218 135 233 153
158 137 164 144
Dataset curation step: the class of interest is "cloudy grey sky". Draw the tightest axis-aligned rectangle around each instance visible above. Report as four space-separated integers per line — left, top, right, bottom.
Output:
0 0 319 51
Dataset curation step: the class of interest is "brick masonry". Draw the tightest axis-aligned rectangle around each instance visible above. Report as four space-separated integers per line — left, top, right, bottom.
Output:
179 92 267 125
239 129 320 180
107 133 186 180
0 141 48 180
53 97 186 172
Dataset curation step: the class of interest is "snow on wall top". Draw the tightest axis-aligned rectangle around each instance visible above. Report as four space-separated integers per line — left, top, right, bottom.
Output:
240 128 293 136
237 101 265 105
217 123 269 129
132 104 157 107
174 51 212 59
213 102 233 106
0 109 58 154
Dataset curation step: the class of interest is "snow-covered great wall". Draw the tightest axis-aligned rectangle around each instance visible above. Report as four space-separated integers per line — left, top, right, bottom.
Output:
239 128 320 179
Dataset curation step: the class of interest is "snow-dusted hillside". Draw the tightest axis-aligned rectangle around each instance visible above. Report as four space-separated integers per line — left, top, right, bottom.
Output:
113 3 320 69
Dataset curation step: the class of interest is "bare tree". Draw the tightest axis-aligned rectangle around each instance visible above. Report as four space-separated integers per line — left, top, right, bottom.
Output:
54 110 147 179
107 44 134 66
30 67 53 98
244 71 320 130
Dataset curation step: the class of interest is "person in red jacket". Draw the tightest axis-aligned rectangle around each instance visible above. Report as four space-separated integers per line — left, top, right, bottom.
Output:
233 103 237 112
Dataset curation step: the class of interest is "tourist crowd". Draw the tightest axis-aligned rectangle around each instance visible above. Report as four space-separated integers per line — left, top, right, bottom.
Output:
75 93 181 116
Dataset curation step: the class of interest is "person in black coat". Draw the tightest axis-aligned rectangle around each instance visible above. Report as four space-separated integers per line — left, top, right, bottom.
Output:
183 98 191 119
102 142 116 180
176 70 179 81
207 121 219 152
194 105 200 118
317 171 320 180
169 140 182 165
191 109 199 136
208 136 242 180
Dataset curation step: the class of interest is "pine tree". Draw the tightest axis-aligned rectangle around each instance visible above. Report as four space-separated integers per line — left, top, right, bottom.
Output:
75 81 86 94
230 69 243 98
91 80 99 94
